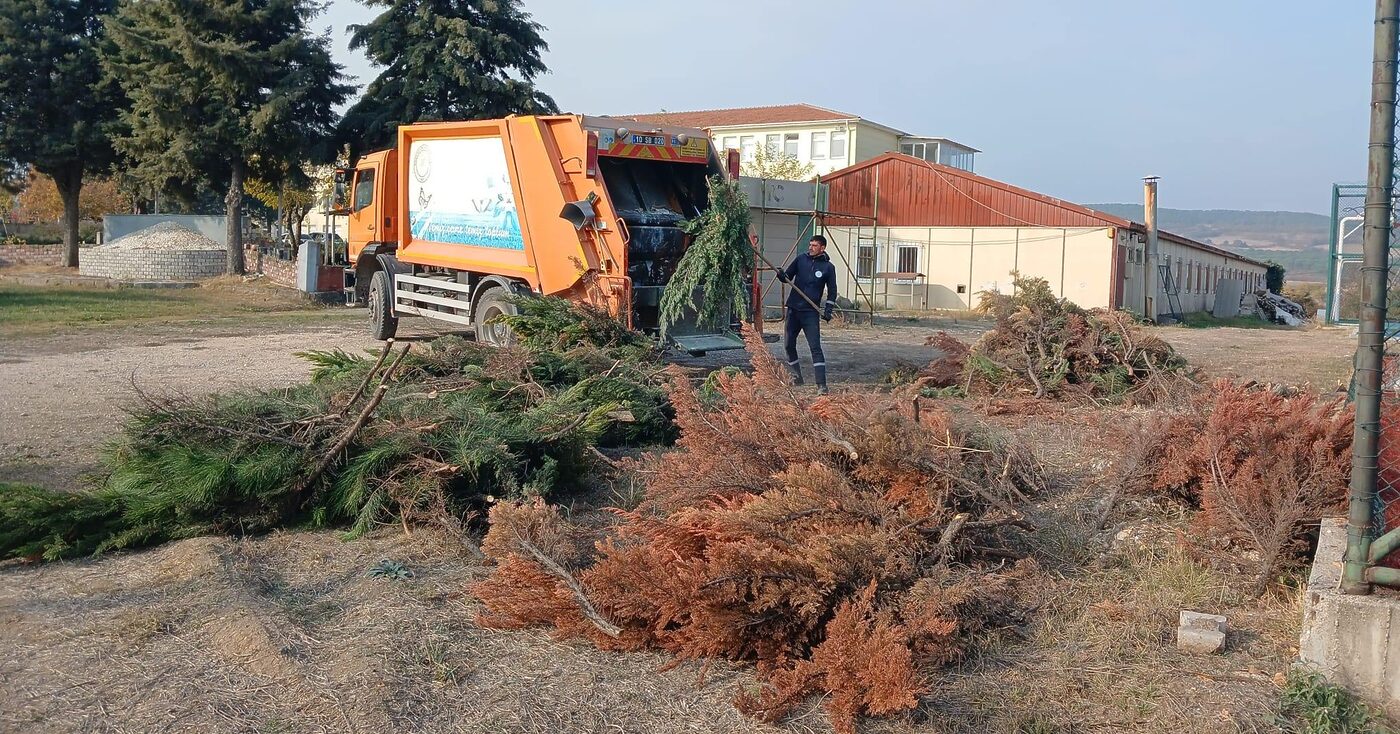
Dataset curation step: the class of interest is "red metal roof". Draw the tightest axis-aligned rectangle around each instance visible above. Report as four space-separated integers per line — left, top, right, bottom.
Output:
820 153 1268 267
619 104 861 129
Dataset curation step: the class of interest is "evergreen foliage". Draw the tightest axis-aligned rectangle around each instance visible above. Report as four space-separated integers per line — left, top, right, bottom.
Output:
658 175 753 335
0 0 125 266
338 0 557 157
1266 260 1287 293
0 300 673 561
102 0 351 273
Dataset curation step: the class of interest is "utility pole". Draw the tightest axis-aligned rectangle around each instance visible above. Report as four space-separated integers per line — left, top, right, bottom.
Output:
1143 176 1160 321
1344 0 1399 595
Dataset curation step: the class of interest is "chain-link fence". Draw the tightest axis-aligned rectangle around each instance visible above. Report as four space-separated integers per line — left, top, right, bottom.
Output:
1344 0 1400 593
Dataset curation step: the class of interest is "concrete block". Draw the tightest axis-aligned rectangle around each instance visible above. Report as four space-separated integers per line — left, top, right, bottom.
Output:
1178 610 1228 654
1299 518 1400 721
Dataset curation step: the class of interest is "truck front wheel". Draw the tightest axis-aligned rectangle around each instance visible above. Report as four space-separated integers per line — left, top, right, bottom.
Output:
368 270 398 340
474 287 518 346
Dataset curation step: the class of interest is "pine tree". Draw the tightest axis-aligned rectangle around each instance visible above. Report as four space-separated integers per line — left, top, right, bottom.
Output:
0 0 124 267
339 0 558 157
103 0 351 274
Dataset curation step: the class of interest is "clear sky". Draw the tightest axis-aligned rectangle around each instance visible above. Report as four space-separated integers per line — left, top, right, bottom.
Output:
322 0 1373 214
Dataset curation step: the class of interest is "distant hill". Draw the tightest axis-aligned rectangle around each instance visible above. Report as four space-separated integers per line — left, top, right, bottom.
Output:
1085 204 1330 281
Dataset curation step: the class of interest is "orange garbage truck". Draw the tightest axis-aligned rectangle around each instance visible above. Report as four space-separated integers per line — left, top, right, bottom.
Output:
334 114 745 353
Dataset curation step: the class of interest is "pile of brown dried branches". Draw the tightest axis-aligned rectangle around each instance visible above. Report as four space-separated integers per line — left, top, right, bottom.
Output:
921 276 1198 404
471 329 1042 733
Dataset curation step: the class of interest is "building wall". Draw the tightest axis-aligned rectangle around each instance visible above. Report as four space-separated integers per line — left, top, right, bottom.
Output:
1146 236 1268 317
822 225 1116 311
851 126 901 172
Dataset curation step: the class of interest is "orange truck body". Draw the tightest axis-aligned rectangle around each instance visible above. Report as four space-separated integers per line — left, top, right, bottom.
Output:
343 114 738 345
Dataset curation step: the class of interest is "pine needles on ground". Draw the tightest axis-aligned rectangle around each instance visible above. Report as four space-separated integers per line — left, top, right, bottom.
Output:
657 175 753 336
472 328 1042 733
0 299 675 562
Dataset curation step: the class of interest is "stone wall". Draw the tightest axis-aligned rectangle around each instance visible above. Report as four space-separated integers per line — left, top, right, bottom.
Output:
0 243 68 268
79 249 227 281
244 246 296 288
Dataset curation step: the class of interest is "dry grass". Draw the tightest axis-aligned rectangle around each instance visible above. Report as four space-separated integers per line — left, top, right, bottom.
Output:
0 529 795 734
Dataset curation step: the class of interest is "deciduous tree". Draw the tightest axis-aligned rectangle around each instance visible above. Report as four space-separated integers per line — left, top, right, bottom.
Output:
742 143 815 181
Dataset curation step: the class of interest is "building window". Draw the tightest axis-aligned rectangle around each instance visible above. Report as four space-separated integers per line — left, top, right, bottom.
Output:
899 141 938 162
897 245 919 274
784 133 799 156
856 243 875 279
830 130 847 161
722 136 738 151
739 135 756 160
812 131 828 159
765 133 780 154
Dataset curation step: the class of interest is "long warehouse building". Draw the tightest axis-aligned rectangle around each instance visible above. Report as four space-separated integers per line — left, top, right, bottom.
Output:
799 153 1268 317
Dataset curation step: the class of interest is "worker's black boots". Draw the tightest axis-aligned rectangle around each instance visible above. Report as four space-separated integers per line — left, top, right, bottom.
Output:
788 361 829 395
787 361 804 386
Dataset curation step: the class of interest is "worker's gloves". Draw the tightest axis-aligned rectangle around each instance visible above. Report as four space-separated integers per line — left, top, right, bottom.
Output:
822 305 834 322
774 270 790 284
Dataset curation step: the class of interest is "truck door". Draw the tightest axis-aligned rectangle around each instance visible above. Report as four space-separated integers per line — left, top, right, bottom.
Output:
347 164 379 249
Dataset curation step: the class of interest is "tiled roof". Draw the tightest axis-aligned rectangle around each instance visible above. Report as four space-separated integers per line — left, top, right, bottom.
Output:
618 104 861 129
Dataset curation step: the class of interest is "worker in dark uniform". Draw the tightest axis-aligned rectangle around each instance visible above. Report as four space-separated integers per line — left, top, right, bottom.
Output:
775 234 837 394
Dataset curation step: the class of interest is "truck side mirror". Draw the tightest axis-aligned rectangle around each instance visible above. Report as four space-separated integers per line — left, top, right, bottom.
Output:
329 168 350 214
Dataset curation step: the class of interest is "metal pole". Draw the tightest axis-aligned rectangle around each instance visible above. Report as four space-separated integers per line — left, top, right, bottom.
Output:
1143 176 1160 321
1344 0 1399 596
871 165 879 322
1327 184 1341 324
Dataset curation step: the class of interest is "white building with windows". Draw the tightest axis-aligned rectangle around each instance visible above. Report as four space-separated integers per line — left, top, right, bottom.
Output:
620 104 977 177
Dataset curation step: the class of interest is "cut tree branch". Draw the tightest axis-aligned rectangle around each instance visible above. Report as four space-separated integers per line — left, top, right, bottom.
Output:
516 538 621 637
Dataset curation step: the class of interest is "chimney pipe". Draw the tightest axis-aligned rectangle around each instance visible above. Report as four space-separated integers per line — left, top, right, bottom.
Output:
1143 176 1160 321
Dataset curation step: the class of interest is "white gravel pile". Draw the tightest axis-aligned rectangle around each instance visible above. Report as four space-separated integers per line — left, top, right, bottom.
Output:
99 221 223 252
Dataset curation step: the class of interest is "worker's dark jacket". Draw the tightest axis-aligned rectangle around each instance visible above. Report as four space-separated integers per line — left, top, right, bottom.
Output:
784 252 838 313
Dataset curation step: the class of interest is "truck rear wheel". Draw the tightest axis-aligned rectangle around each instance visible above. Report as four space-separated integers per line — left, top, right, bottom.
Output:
474 287 518 347
368 269 398 340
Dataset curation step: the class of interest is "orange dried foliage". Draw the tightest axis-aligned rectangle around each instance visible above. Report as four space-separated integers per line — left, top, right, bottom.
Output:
471 327 1040 731
1143 380 1353 592
920 332 970 388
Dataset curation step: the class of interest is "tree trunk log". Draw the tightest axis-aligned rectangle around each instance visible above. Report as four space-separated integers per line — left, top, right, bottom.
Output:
226 161 246 275
54 169 83 268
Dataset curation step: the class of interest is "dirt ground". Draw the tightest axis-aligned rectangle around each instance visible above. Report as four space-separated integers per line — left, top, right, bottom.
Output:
0 303 1367 733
